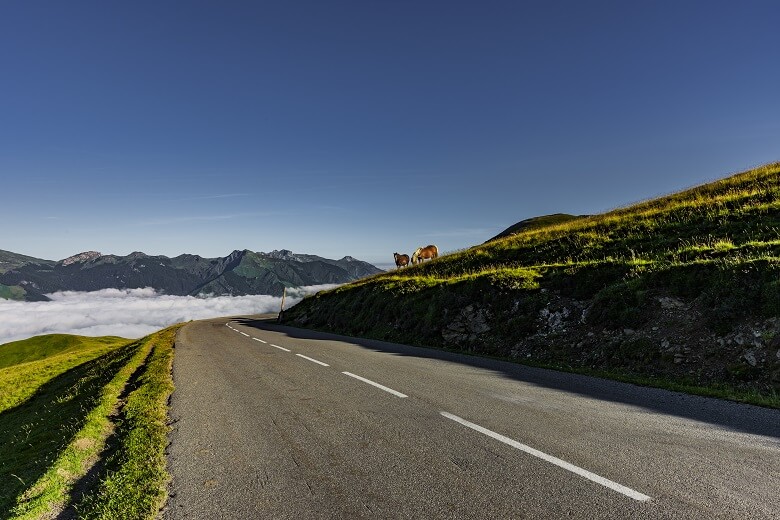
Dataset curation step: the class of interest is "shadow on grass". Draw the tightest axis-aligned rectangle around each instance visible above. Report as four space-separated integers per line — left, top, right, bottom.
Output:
236 317 780 440
0 342 139 518
54 346 154 520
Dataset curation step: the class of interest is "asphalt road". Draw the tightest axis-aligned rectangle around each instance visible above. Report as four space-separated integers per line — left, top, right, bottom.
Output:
164 315 780 519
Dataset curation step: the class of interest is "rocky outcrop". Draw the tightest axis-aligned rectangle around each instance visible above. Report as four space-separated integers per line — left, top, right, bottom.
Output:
61 251 102 266
491 293 780 392
442 305 492 344
290 284 780 394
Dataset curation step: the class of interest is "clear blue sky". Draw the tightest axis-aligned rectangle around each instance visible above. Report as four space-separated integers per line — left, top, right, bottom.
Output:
2 1 778 266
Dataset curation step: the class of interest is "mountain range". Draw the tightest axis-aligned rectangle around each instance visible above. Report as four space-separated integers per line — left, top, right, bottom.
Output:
0 249 382 302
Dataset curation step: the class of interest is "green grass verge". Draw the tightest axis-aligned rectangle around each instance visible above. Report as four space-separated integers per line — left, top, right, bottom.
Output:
0 340 141 517
7 339 150 519
1 325 181 519
71 325 180 519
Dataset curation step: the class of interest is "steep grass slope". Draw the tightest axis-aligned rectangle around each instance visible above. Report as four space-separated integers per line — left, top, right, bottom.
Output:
485 213 585 242
285 162 780 406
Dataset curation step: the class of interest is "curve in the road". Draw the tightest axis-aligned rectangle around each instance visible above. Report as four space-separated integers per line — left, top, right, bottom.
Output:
224 320 650 502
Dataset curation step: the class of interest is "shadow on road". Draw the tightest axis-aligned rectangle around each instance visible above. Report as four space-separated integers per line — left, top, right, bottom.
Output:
232 316 780 441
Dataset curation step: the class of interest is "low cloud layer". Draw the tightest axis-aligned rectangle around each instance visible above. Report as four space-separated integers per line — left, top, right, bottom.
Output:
0 286 338 344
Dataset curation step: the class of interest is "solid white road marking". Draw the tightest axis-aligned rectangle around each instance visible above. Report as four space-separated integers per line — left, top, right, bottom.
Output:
342 372 408 398
240 332 250 337
295 354 329 366
440 412 651 502
271 344 291 352
252 338 267 343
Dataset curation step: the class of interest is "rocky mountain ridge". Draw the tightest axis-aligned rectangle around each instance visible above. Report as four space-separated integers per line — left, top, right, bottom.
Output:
0 248 382 301
61 251 103 266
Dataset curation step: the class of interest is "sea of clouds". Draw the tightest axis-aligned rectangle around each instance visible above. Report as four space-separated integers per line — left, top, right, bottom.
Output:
0 285 338 344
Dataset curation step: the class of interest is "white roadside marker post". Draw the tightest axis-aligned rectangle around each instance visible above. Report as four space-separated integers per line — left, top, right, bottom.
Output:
278 286 287 323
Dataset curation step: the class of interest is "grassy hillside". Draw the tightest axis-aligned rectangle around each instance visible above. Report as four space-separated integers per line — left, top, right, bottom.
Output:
0 283 27 301
285 162 780 406
0 251 54 300
0 334 127 370
0 327 179 519
0 335 129 413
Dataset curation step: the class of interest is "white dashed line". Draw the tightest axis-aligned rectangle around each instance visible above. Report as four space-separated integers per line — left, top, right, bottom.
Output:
252 338 267 343
440 412 651 502
240 332 250 337
341 372 408 398
295 354 329 366
271 344 291 352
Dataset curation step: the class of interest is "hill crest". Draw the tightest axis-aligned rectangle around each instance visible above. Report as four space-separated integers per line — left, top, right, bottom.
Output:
486 213 586 242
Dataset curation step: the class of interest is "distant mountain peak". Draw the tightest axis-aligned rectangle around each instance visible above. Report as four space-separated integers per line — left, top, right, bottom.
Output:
227 249 247 260
267 249 300 261
1 247 382 301
61 251 102 266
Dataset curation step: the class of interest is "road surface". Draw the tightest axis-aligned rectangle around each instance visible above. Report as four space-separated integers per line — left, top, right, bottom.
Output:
164 315 780 519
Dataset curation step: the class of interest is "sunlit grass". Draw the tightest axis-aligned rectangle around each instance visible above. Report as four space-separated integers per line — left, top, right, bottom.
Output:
72 325 179 519
7 340 148 519
0 335 129 413
286 161 780 407
1 327 181 519
0 339 140 516
354 162 780 286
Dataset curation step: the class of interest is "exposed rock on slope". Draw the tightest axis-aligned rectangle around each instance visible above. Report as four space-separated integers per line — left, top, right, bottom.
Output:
61 251 102 266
